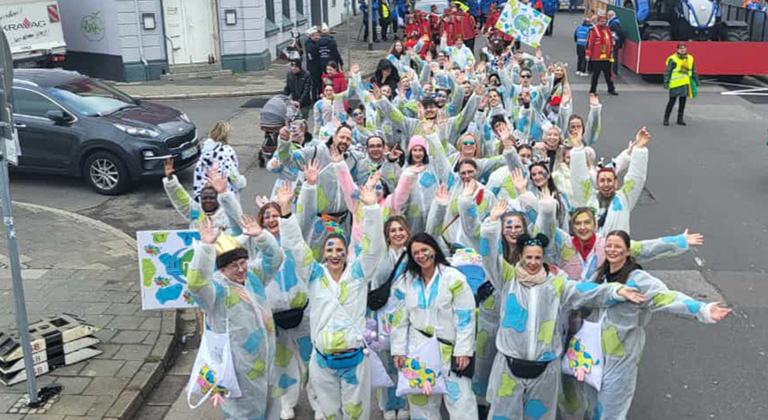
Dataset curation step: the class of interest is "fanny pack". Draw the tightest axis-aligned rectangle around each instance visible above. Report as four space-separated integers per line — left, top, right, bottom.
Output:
504 356 550 379
475 281 495 307
316 347 364 370
417 328 475 378
368 253 407 311
273 301 309 330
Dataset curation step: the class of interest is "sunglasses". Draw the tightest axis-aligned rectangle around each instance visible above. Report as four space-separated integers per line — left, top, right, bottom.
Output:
520 74 532 79
462 139 476 146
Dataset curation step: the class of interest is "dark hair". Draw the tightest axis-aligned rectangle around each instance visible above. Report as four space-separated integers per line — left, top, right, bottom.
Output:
455 157 478 174
515 233 550 253
517 144 533 154
290 59 302 69
365 135 385 147
520 67 533 77
568 114 586 135
407 147 430 165
389 40 405 58
421 97 438 108
256 202 282 228
326 123 353 148
491 114 507 132
384 215 410 246
487 88 505 109
404 233 451 279
595 230 641 285
323 232 348 252
501 212 528 265
326 61 339 71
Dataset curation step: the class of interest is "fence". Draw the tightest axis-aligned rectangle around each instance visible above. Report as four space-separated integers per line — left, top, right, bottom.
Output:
722 3 768 41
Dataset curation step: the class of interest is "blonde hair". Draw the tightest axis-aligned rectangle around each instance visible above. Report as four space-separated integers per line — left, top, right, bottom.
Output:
456 133 481 158
208 121 231 144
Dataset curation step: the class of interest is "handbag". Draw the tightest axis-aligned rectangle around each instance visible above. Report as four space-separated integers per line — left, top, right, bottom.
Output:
368 253 407 311
395 335 448 397
273 301 309 330
416 328 476 379
187 315 242 408
561 316 604 391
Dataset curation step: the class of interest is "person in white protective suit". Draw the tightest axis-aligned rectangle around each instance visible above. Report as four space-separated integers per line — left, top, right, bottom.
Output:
390 232 479 420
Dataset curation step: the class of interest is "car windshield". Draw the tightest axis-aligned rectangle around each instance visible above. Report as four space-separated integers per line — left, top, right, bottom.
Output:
46 78 137 116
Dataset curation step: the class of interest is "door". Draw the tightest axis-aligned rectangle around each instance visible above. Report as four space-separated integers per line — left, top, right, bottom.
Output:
13 88 78 170
322 0 329 24
163 0 216 65
311 0 322 26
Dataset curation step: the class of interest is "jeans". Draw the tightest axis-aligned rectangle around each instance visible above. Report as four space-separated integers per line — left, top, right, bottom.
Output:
589 60 616 93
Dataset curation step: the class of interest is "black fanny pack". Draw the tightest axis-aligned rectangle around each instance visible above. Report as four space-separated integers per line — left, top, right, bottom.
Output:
367 253 406 311
417 328 475 379
273 301 309 330
505 356 550 379
475 281 496 307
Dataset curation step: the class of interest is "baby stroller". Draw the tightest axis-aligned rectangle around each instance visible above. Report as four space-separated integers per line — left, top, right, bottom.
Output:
259 94 300 168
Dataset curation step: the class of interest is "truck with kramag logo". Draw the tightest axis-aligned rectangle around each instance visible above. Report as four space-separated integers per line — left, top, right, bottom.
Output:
0 0 65 67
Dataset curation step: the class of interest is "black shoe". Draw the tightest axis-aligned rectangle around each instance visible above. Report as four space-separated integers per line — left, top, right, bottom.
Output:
608 90 619 96
478 404 490 420
677 120 686 126
373 38 379 43
663 120 670 126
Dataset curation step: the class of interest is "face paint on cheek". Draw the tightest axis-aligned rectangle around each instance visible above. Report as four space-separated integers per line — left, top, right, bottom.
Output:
340 252 346 259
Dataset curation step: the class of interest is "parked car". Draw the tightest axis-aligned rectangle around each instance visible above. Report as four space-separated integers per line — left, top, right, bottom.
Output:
11 69 199 195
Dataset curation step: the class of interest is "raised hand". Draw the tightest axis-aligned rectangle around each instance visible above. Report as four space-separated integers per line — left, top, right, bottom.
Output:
709 302 732 322
206 163 227 194
635 126 651 148
474 83 485 96
511 168 529 194
329 144 344 163
303 159 321 186
239 214 263 237
434 183 450 205
618 286 647 304
198 217 219 245
365 171 382 190
279 126 290 140
535 48 543 60
350 63 360 75
490 198 508 221
683 228 705 247
163 157 174 178
540 185 555 203
359 184 377 205
462 178 477 197
388 146 404 163
276 181 295 210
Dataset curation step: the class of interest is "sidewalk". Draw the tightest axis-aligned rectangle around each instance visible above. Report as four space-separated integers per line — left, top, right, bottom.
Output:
0 201 177 420
115 13 392 100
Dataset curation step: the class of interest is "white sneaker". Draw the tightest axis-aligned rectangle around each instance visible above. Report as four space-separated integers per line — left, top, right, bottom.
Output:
384 411 397 420
280 406 295 420
397 409 410 420
314 411 325 420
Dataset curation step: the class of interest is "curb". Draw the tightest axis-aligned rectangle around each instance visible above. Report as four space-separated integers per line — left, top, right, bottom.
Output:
7 201 180 420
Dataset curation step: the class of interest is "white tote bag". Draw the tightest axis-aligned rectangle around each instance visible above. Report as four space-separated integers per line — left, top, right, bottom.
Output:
369 349 395 389
376 300 398 349
396 335 447 397
561 318 604 391
187 316 242 408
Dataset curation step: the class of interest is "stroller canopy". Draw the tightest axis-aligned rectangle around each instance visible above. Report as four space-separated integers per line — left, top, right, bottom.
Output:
260 94 300 129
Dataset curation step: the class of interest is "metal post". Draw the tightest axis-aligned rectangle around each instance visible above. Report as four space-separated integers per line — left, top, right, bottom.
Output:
368 0 374 50
0 32 38 405
347 0 352 68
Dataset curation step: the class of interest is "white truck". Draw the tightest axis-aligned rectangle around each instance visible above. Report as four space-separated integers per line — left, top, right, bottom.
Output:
0 0 65 67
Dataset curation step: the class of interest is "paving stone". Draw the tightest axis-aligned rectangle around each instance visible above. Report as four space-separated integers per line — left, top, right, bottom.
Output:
115 361 143 378
166 350 196 376
104 390 142 420
50 377 93 394
93 329 116 343
105 316 145 330
84 395 119 418
0 394 20 412
0 415 23 420
93 344 122 360
127 363 164 398
46 396 98 416
104 304 138 316
129 404 168 420
113 345 152 361
142 330 159 345
110 331 149 345
72 302 111 316
63 417 103 420
81 360 125 377
81 377 131 396
21 415 65 420
144 375 188 405
150 334 176 366
48 363 84 377
160 312 177 335
138 317 161 331
80 314 114 329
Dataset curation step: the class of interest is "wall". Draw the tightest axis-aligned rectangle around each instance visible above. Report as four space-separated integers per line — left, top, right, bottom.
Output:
115 0 166 81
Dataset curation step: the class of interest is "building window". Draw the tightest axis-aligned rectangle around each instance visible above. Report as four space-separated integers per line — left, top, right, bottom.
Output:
282 0 290 18
296 0 303 15
266 0 275 22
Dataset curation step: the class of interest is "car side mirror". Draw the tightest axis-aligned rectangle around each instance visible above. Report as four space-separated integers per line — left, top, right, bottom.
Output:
46 110 72 123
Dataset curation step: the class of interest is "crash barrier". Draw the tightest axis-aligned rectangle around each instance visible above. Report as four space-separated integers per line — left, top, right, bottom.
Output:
0 314 101 385
722 3 768 41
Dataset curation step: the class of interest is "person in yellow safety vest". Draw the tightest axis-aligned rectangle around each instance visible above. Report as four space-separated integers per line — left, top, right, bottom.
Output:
663 43 699 126
380 1 392 41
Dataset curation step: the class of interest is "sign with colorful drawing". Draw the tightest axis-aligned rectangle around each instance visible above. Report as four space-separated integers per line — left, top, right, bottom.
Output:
495 0 552 48
137 230 200 310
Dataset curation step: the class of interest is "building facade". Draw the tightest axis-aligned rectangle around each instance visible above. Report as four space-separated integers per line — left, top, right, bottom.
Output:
58 0 350 82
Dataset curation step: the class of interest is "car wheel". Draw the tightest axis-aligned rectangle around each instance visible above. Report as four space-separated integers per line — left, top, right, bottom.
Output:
83 151 130 195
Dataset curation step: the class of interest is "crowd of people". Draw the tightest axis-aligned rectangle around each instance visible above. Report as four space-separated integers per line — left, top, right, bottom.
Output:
168 5 730 420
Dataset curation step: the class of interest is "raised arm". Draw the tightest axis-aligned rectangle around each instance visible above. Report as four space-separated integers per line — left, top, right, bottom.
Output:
569 139 598 208
583 94 602 146
637 271 730 323
353 185 386 279
479 200 505 289
187 218 222 310
620 127 651 211
162 174 197 222
631 229 701 263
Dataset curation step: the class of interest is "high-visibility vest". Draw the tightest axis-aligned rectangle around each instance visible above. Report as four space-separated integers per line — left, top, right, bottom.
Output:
382 3 390 19
666 53 694 89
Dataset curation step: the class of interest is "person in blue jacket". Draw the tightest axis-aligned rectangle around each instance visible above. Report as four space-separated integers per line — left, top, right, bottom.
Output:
574 18 591 76
360 0 380 43
543 0 560 36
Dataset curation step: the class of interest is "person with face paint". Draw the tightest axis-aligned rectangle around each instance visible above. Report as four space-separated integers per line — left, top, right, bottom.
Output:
277 177 386 420
163 159 243 233
475 97 514 153
485 130 540 207
358 134 403 191
397 135 449 234
474 199 534 414
565 93 602 147
265 119 323 200
188 213 285 420
485 233 646 420
345 102 376 147
580 230 732 420
527 160 572 230
570 127 651 235
442 134 513 185
312 81 353 138
389 232 479 420
276 124 366 259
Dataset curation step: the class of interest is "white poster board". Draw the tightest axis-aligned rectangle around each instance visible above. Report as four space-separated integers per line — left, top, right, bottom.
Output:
495 0 552 48
137 230 200 310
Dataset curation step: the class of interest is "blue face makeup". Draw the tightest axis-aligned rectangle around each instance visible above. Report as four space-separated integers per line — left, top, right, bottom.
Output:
327 240 334 247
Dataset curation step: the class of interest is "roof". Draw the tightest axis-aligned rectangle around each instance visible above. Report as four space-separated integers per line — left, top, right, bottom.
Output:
12 69 87 88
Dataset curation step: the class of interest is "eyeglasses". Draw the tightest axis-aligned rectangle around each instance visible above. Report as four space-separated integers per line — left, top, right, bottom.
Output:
462 139 476 146
520 74 532 79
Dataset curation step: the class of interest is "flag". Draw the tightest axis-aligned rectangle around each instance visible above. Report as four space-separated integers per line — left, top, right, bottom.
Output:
495 0 552 48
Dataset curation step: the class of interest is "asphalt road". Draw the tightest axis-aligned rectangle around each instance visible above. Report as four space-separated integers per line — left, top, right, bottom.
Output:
6 13 766 420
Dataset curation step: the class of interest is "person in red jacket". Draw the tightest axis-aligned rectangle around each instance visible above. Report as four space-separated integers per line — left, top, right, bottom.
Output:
439 10 459 46
456 9 477 51
417 11 431 38
586 13 618 95
429 5 441 43
321 60 349 107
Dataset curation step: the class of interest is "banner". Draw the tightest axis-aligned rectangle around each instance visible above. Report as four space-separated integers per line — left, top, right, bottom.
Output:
495 0 552 48
137 230 201 310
